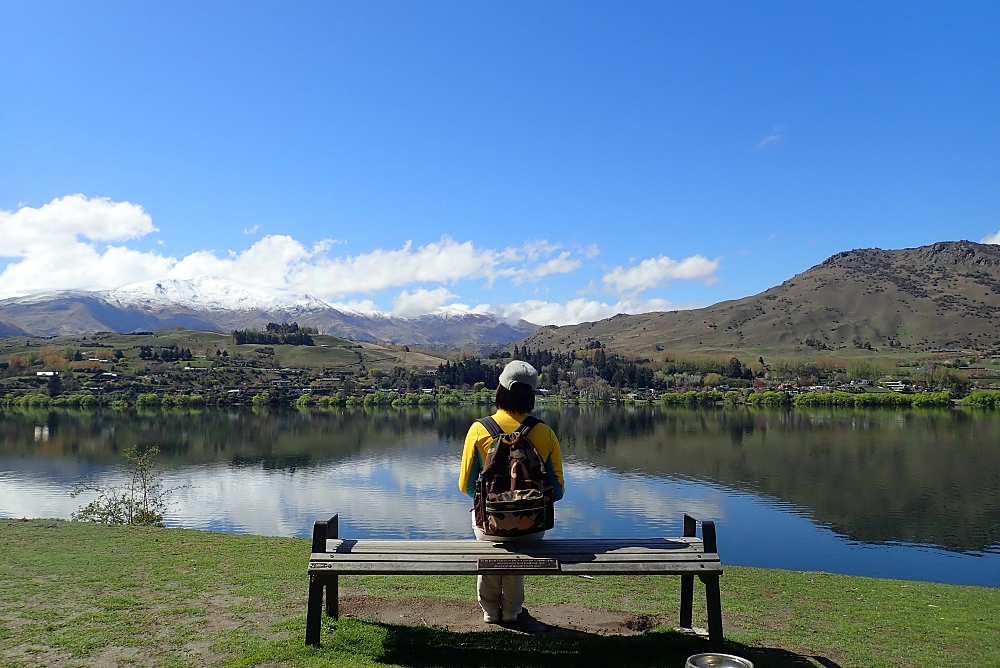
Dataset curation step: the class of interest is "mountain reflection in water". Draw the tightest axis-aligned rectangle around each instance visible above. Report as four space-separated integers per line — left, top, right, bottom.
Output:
1 405 998 586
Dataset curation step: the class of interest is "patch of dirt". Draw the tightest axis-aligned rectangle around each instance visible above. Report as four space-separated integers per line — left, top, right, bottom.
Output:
340 595 668 636
623 614 659 632
0 644 73 668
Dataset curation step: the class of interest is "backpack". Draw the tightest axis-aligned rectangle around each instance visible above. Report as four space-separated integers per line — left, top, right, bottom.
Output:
473 415 555 537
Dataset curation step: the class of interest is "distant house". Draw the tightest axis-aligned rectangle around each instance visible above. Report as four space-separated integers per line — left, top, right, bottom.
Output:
882 381 906 392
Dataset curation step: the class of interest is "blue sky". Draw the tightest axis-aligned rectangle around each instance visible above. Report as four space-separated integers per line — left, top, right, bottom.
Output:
1 2 997 324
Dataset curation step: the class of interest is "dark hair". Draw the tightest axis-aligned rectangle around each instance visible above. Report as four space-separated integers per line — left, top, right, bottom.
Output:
494 382 535 414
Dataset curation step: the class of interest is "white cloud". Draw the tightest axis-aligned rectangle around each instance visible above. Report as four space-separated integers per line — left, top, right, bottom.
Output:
392 287 459 317
0 196 591 302
757 133 782 148
0 196 718 326
330 299 381 314
602 254 719 294
369 295 683 324
0 193 156 245
243 224 260 235
520 240 562 261
0 194 173 297
295 237 504 297
498 297 680 326
981 231 1000 244
510 252 581 284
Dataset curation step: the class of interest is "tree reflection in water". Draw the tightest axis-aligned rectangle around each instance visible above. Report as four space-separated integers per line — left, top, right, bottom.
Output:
1 405 998 553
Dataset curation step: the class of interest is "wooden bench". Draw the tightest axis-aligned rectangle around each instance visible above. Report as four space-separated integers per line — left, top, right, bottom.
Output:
306 513 723 648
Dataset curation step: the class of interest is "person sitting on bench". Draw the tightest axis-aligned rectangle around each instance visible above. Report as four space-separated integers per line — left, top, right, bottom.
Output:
458 360 565 624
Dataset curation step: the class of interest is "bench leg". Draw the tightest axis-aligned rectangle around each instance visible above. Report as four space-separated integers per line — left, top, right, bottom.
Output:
325 575 338 619
679 574 694 628
306 574 325 647
700 573 724 648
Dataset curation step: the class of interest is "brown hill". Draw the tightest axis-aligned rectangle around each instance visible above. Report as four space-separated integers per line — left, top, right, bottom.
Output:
521 241 1000 357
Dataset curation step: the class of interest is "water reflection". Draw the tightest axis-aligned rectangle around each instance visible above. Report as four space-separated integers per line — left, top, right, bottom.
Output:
547 407 1000 553
1 405 999 586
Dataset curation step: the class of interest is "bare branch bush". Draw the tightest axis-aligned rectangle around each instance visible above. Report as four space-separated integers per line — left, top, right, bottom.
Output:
71 445 179 526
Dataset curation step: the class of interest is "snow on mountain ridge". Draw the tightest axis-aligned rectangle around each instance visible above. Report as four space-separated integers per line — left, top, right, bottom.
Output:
0 278 524 326
102 278 328 312
0 278 538 346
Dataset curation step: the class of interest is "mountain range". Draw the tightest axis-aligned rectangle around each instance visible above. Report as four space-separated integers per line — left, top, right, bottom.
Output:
0 278 536 351
520 241 1000 357
3 241 998 356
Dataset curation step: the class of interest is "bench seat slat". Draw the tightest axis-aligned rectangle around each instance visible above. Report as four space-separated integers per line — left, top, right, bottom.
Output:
324 539 704 554
325 538 702 547
310 552 719 563
309 561 723 575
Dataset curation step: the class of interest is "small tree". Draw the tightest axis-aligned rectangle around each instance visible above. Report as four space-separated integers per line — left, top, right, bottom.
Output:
71 446 175 526
6 355 27 376
703 372 725 387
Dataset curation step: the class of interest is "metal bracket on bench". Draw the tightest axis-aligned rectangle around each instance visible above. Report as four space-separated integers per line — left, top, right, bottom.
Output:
306 513 339 647
680 514 723 648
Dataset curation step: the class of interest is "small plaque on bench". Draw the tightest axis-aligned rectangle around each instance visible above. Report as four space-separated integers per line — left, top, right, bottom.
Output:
477 558 559 571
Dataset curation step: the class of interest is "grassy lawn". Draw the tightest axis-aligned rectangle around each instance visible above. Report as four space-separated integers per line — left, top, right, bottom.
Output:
1 520 997 667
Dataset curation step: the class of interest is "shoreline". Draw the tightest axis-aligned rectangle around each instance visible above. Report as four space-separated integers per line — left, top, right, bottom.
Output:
4 511 998 589
1 519 997 667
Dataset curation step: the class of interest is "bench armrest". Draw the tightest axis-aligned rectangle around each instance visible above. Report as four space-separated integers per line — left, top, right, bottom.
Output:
683 514 717 554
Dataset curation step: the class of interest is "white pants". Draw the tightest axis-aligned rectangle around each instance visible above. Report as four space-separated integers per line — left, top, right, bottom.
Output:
473 516 544 621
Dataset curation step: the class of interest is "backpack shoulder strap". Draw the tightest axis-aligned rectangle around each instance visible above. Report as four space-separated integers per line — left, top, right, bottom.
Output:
513 415 542 438
476 416 504 439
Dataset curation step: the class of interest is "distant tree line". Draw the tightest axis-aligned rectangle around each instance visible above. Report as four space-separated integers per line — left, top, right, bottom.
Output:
436 358 503 388
231 322 316 346
139 345 193 362
511 343 657 388
660 355 754 380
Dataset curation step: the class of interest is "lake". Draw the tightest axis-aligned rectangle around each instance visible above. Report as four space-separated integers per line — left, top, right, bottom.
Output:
1 405 999 587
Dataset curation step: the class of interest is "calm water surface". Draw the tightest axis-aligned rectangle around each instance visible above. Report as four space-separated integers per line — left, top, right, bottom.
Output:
1 406 998 586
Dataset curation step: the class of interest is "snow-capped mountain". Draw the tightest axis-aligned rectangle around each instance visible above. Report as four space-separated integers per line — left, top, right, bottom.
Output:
102 278 329 313
0 278 537 350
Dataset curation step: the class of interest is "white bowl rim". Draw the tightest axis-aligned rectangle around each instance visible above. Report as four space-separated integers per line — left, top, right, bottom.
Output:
685 653 754 668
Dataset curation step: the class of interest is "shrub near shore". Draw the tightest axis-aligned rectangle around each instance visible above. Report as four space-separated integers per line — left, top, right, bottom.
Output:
656 389 955 408
0 387 974 412
962 390 1000 408
793 390 952 408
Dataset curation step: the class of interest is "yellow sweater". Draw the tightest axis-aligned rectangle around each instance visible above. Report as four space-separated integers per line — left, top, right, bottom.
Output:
458 409 565 500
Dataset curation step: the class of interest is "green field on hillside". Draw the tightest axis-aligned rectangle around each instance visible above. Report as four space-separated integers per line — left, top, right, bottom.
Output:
0 331 445 372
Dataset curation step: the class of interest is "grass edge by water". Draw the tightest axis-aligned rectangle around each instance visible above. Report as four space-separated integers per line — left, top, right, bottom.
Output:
0 519 998 667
